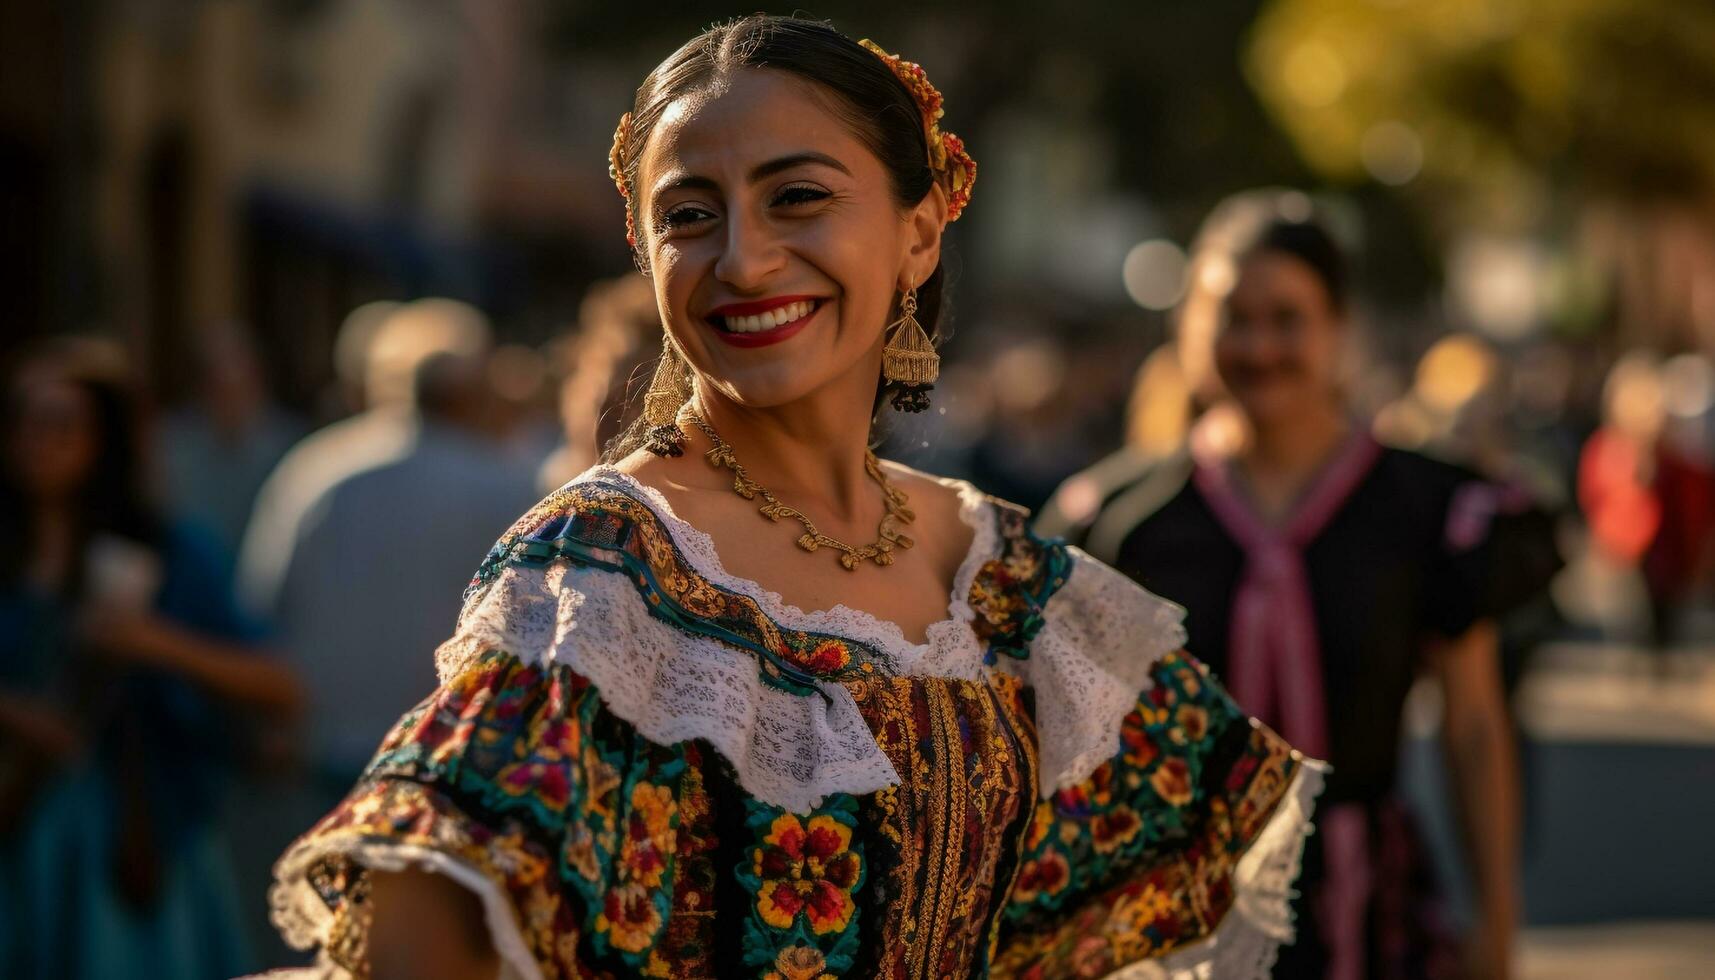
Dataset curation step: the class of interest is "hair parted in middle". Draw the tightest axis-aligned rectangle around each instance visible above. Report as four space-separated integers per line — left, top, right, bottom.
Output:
603 14 974 460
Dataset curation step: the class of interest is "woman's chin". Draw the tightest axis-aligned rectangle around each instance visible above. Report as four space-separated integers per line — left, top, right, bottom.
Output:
1231 384 1312 426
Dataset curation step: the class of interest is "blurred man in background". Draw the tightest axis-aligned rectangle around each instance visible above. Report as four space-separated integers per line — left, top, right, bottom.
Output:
237 298 535 782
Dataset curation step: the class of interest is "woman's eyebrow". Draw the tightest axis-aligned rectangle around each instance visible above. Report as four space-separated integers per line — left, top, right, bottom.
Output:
749 152 851 181
650 152 850 200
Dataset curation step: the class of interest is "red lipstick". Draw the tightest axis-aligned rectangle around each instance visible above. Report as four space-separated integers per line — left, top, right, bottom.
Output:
705 295 824 349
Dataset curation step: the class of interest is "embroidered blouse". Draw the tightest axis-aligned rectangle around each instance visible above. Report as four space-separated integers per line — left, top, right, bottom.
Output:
267 466 1323 979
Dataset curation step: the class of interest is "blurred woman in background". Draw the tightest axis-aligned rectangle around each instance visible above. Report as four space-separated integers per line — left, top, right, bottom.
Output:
0 339 301 980
1044 191 1554 980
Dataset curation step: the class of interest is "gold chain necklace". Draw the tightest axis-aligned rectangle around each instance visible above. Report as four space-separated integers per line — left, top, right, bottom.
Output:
681 407 916 570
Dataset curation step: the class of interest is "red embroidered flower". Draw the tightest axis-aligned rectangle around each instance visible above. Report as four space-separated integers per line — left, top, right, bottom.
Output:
619 783 677 889
792 639 851 675
1090 806 1142 854
597 881 663 954
1175 704 1209 743
1224 752 1260 794
1150 757 1194 807
1011 847 1071 904
752 814 862 935
1120 717 1161 770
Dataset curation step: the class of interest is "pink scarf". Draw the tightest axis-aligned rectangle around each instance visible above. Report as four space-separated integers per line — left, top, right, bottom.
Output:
1192 428 1382 980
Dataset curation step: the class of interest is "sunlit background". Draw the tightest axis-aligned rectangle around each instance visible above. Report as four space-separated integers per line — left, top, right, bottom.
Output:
3 1 1714 975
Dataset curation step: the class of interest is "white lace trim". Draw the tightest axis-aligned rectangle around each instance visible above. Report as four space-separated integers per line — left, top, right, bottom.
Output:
568 465 998 677
1000 547 1190 795
268 837 539 980
1102 758 1327 979
436 558 901 814
432 467 1191 810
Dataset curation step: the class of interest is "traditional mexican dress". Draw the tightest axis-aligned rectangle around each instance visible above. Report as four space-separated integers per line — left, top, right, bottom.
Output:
1041 431 1556 980
267 466 1324 979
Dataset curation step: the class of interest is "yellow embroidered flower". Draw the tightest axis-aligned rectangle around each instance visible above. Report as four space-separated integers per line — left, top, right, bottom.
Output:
1175 704 1209 743
1150 757 1194 807
751 814 862 935
597 881 663 953
620 783 678 889
1090 805 1142 855
1107 890 1158 961
764 944 835 980
1010 847 1070 904
1140 882 1175 920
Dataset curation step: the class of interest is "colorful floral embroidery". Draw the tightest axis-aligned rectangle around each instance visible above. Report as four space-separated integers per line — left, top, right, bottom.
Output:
295 649 717 978
994 651 1305 976
737 796 866 975
278 482 1310 980
968 504 1073 664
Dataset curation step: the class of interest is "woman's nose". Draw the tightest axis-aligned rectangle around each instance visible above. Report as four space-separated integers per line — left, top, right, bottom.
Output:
713 210 786 290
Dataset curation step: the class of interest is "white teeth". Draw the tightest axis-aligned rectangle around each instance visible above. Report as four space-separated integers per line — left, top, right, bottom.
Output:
718 300 814 333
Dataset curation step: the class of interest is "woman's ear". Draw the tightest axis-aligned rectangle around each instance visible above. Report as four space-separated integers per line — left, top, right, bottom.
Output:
900 184 949 289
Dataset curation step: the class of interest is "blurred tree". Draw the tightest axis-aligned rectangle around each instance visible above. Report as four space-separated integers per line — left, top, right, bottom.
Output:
1247 0 1715 352
1249 0 1715 205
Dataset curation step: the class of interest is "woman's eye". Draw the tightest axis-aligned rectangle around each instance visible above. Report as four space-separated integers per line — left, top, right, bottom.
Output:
772 184 830 208
659 205 715 230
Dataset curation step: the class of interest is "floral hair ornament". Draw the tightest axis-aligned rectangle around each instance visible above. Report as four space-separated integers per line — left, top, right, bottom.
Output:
609 111 639 249
858 39 977 223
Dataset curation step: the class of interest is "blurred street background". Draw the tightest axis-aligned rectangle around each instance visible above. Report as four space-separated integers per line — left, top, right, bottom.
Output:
3 1 1714 976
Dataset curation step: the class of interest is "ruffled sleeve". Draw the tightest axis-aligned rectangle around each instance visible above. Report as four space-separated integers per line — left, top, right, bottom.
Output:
268 644 722 980
984 544 1324 979
1403 452 1560 640
267 479 904 978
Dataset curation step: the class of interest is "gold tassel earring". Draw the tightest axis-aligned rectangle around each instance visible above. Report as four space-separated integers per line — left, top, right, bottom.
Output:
881 287 939 413
641 344 692 456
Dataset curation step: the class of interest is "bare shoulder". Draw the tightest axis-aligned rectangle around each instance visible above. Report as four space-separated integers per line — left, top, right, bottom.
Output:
610 447 666 480
875 459 990 573
610 447 716 498
876 459 972 521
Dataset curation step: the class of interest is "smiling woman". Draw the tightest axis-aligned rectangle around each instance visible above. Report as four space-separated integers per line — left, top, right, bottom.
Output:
260 16 1324 980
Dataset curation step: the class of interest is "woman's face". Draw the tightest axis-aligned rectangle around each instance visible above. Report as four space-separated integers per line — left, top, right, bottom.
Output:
1212 250 1345 425
8 375 100 500
636 68 943 409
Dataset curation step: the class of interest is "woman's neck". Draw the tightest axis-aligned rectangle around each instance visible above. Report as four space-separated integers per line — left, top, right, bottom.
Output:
1241 399 1349 473
689 371 880 523
1231 398 1353 522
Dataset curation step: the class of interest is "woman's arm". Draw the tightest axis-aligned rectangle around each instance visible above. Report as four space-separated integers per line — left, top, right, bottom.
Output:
85 612 305 717
1432 618 1519 980
367 869 501 980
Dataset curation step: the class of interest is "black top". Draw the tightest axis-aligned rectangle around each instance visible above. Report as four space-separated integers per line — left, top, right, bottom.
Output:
1044 445 1524 806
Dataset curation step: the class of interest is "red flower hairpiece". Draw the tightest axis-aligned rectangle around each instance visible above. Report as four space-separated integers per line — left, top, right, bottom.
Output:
858 39 977 223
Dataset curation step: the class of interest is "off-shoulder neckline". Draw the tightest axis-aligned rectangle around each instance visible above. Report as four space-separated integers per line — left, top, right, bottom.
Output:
573 464 1000 668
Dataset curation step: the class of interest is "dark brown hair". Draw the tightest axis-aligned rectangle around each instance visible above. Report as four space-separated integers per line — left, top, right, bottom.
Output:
606 14 953 458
